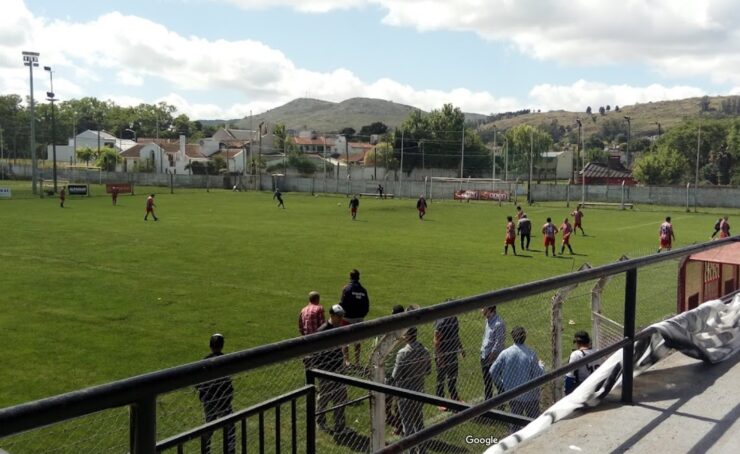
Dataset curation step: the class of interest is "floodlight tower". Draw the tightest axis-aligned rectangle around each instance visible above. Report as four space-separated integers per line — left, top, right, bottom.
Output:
23 51 40 194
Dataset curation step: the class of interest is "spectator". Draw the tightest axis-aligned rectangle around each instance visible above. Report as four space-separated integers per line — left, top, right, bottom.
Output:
195 334 236 454
490 326 544 433
370 304 406 435
564 331 598 395
391 327 432 453
719 216 731 239
434 312 465 409
339 269 370 365
711 217 722 239
298 291 325 336
480 306 506 400
314 305 350 435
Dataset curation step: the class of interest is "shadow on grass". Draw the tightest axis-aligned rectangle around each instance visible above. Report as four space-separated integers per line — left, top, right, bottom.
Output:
333 427 370 452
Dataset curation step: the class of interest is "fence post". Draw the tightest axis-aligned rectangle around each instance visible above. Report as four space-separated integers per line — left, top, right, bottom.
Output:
621 268 637 404
370 363 386 451
130 396 157 454
170 173 174 194
550 292 564 402
620 180 625 209
305 370 316 454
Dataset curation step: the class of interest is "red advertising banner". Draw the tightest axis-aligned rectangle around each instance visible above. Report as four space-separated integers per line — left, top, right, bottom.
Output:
479 190 510 202
454 190 479 200
454 190 509 201
106 183 133 194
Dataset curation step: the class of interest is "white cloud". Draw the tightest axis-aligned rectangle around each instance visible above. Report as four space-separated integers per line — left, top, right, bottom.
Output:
529 80 706 112
216 0 740 85
117 71 144 87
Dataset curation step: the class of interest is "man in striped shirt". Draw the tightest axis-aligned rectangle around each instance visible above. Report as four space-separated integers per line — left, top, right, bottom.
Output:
298 291 326 336
542 217 558 257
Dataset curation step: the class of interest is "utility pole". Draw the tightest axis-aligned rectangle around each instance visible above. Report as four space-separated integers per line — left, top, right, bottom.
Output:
460 127 465 178
22 51 39 194
43 66 58 192
399 130 404 198
528 128 534 205
0 125 4 180
694 126 701 212
492 125 497 188
344 135 350 196
575 118 582 183
624 116 632 167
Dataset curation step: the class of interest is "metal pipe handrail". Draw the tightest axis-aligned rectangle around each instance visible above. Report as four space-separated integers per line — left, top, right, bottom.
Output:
307 369 532 426
379 328 658 453
156 385 313 450
0 237 735 438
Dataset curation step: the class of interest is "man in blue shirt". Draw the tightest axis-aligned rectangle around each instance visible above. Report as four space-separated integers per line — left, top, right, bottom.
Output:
490 326 544 432
480 306 506 400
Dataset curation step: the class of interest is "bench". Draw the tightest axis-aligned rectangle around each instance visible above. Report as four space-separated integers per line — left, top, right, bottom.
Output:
582 201 634 209
358 192 394 199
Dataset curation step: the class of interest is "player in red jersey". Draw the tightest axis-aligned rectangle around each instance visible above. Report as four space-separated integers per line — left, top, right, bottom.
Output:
111 186 119 206
144 193 158 221
417 195 428 220
349 195 359 220
516 206 525 220
719 216 731 239
59 186 66 208
542 217 558 257
503 216 517 255
571 205 585 235
559 217 574 255
657 216 675 252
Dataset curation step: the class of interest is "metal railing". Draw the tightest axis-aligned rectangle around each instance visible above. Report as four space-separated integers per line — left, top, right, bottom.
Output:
0 236 736 453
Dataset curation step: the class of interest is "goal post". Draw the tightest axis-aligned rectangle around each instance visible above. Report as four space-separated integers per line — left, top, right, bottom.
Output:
429 177 512 203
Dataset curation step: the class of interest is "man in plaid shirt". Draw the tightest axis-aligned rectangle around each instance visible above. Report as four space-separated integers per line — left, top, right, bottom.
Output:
299 291 326 336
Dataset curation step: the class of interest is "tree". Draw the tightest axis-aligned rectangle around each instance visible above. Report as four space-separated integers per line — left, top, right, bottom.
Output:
363 142 398 170
699 95 711 112
632 144 689 185
606 105 611 112
76 147 96 166
358 122 388 140
96 148 122 171
339 127 356 141
273 123 287 152
614 105 620 112
504 124 553 177
586 106 592 115
599 106 606 115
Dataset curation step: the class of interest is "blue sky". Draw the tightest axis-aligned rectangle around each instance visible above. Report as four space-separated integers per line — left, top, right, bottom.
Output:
2 0 738 119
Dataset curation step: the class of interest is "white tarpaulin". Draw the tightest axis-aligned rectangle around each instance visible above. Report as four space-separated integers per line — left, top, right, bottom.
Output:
486 295 740 453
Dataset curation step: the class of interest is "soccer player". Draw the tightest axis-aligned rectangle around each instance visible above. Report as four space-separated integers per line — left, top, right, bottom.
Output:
59 186 65 208
144 193 158 221
417 195 428 220
377 184 385 199
711 217 723 239
559 217 574 255
516 206 524 220
571 205 585 235
349 195 360 220
517 214 532 250
542 217 558 257
273 188 285 208
719 216 731 239
657 216 675 252
503 216 517 255
111 186 119 206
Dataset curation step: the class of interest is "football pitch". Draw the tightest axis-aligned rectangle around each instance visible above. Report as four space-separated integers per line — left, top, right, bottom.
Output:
0 183 732 411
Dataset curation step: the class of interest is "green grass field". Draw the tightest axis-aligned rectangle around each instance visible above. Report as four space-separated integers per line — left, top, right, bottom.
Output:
0 182 735 451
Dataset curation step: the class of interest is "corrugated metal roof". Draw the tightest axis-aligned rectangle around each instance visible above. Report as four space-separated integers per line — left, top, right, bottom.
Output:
582 162 632 179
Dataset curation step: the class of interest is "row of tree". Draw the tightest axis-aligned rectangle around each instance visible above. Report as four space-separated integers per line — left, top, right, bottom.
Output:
0 94 217 160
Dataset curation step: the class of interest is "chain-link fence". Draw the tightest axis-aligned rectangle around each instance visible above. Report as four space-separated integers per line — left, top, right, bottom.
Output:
0 240 728 453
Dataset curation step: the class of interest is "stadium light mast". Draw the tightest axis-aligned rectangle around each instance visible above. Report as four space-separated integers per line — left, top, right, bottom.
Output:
575 118 582 183
504 136 509 181
44 65 58 193
460 127 465 178
23 51 40 194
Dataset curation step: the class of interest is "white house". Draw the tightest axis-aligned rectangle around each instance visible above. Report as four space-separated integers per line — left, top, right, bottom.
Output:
46 130 137 165
120 136 207 174
540 149 574 180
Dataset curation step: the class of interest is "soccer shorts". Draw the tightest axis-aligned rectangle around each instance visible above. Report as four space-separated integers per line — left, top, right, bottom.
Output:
544 237 555 247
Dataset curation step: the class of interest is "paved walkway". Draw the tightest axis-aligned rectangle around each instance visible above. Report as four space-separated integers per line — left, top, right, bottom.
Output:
516 350 740 454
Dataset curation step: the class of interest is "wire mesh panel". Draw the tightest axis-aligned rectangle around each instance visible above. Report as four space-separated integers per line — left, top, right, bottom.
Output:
0 407 129 454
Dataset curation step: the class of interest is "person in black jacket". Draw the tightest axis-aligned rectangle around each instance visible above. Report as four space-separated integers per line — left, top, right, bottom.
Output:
339 268 370 365
195 334 236 454
517 214 532 251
